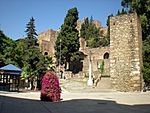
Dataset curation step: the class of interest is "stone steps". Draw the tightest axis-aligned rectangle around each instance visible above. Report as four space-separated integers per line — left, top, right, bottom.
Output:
96 77 111 89
60 77 113 92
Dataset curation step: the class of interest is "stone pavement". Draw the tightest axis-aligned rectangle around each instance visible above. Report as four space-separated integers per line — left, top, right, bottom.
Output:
0 90 150 113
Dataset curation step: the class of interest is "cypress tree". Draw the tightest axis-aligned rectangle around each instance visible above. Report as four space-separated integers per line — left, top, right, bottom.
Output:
55 7 80 69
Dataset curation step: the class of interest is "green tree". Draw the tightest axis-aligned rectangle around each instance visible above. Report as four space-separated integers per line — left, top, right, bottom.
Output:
0 30 13 54
143 35 150 81
121 0 150 82
80 17 100 48
25 17 38 46
116 9 127 16
0 30 18 67
0 30 6 53
19 39 53 89
100 60 104 75
80 17 89 39
117 10 121 15
121 8 127 14
0 30 8 66
0 53 4 67
16 37 53 89
3 39 17 65
103 14 114 47
55 7 80 69
14 38 28 68
20 17 54 89
0 28 53 89
121 0 150 37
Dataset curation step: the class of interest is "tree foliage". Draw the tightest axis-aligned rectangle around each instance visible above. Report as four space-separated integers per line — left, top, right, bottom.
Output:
81 16 110 48
0 30 11 67
24 17 54 82
25 17 38 46
0 17 53 89
121 0 150 37
121 0 150 81
80 17 100 48
116 8 127 16
55 7 80 68
80 17 89 39
143 35 150 81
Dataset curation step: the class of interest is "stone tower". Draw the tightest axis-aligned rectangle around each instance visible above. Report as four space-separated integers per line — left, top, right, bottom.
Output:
38 29 57 57
110 13 143 92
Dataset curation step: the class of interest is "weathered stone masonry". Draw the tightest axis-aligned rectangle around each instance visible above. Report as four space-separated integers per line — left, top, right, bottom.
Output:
38 29 57 57
38 13 143 92
110 13 143 92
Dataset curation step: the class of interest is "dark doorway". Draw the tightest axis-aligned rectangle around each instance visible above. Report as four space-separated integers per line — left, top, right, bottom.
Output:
44 52 48 55
103 52 109 59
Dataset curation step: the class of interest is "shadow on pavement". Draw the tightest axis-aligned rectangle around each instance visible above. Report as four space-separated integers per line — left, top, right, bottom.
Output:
0 95 150 113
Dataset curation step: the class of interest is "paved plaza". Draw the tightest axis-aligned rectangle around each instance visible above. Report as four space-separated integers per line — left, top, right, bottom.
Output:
0 90 150 113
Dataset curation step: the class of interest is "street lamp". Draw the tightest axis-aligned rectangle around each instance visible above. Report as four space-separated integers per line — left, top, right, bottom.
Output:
87 50 93 86
59 39 61 76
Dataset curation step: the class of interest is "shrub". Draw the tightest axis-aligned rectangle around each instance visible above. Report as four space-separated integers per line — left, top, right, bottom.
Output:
40 71 61 101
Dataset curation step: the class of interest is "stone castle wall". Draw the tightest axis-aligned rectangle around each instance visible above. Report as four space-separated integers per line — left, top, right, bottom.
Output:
38 13 143 92
38 29 57 57
110 13 143 92
81 47 110 77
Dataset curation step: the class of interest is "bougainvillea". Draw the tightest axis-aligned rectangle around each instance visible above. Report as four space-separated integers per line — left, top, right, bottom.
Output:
40 71 61 101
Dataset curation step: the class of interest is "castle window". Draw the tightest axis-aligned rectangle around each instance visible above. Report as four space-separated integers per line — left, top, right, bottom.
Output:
113 22 115 25
103 52 109 59
130 19 132 23
44 52 48 55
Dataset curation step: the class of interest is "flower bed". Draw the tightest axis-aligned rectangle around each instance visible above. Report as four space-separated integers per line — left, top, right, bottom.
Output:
40 71 61 101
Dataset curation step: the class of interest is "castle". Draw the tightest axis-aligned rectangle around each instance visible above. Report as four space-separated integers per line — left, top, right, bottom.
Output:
38 13 143 92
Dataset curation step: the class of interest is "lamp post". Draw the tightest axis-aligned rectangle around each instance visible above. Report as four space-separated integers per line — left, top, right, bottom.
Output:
87 50 93 86
59 39 61 76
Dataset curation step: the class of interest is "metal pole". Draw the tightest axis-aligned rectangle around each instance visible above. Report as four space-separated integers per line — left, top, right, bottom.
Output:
59 39 61 76
87 50 93 86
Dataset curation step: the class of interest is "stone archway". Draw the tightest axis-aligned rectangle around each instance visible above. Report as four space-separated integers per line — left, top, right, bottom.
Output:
44 51 48 55
103 52 109 59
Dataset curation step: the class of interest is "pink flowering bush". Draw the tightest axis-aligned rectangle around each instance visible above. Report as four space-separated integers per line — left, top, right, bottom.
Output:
40 71 61 101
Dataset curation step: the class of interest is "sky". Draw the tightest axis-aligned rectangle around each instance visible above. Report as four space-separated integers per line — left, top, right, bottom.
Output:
0 0 123 40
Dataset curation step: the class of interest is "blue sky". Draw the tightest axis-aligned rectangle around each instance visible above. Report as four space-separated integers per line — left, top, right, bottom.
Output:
0 0 122 40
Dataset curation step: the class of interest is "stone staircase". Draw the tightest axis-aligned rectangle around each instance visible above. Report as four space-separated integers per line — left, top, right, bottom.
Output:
60 76 113 92
96 77 111 89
